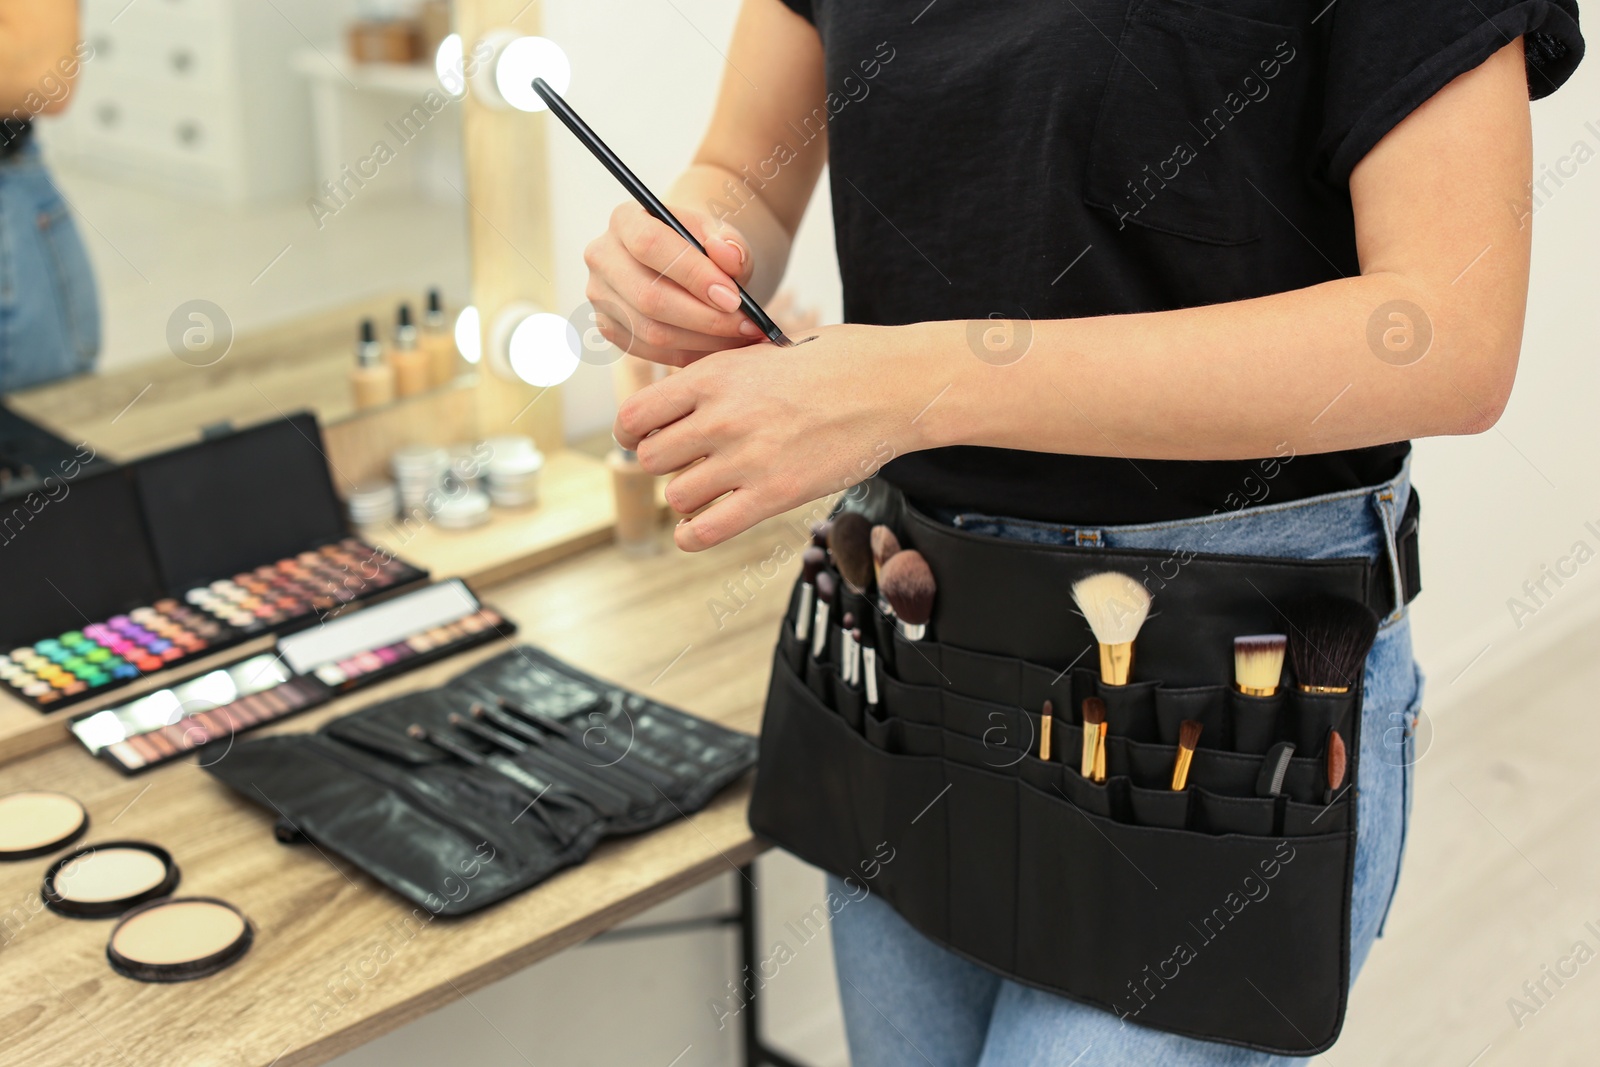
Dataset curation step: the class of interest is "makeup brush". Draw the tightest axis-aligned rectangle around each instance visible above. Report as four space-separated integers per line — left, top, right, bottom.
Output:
811 570 837 659
455 710 639 815
1286 598 1380 693
1080 696 1106 780
810 520 831 550
829 513 874 595
1071 571 1152 686
880 550 935 641
1170 720 1203 790
857 625 880 708
1324 729 1347 804
1038 700 1054 761
870 525 901 591
841 612 859 685
492 699 678 792
407 724 556 798
795 546 827 643
1234 634 1287 697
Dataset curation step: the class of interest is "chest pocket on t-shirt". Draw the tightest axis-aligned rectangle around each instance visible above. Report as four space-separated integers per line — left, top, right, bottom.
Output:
1084 0 1307 246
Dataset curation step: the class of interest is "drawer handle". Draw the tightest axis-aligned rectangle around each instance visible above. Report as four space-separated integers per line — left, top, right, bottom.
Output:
96 103 120 128
170 49 195 74
176 121 202 147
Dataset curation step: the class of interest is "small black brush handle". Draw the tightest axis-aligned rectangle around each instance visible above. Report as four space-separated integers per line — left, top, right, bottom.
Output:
531 77 791 348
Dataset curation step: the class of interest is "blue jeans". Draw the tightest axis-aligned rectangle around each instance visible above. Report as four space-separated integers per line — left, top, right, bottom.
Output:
829 462 1423 1065
0 142 100 392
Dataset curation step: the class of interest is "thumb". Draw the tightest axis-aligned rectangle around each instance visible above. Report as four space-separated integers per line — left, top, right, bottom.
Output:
702 223 753 286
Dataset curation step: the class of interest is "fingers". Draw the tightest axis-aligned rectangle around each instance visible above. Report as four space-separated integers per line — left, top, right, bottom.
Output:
586 277 759 365
662 455 741 516
611 204 747 316
676 210 754 287
614 377 697 451
675 488 774 552
636 419 714 477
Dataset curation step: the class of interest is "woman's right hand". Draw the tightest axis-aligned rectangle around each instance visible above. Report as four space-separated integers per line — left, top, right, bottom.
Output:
583 202 762 368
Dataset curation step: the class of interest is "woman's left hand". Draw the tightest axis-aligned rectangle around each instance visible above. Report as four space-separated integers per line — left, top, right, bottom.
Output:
614 322 938 551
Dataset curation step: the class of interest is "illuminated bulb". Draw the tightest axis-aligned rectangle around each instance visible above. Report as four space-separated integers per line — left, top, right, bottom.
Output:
488 304 580 387
469 31 570 111
495 37 570 112
435 33 467 98
454 305 482 364
507 313 580 387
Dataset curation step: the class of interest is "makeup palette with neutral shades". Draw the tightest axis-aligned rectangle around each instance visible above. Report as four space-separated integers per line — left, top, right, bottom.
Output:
106 897 253 982
70 579 513 774
0 790 89 860
43 841 180 918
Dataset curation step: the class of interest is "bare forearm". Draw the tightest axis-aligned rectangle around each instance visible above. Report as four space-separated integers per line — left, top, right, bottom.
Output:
910 266 1522 462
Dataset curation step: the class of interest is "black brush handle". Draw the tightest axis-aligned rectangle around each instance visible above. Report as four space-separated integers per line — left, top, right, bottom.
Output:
532 77 791 347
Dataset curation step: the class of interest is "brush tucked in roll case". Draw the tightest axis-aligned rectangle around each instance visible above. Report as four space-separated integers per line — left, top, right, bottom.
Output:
206 645 757 916
751 488 1420 1056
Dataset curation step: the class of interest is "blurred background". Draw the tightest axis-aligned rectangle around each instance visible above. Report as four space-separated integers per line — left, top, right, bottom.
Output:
7 0 1599 1063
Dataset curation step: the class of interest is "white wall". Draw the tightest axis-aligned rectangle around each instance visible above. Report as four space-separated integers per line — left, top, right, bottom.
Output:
545 0 843 442
1409 52 1600 705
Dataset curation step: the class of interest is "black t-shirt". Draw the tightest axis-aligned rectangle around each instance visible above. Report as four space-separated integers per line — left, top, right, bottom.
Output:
775 0 1583 523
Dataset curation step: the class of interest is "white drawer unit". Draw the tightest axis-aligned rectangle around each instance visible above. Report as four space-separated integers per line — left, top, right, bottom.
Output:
43 0 326 203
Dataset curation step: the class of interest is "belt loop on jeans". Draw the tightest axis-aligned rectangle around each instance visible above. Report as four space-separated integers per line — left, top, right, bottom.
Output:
1371 486 1422 622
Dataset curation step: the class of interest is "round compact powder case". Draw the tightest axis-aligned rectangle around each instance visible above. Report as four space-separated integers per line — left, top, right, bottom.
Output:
0 790 89 861
43 841 180 919
106 897 253 983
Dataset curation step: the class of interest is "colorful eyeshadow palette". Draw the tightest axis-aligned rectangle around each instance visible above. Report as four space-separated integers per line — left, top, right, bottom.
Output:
182 538 425 633
0 537 424 714
70 581 513 775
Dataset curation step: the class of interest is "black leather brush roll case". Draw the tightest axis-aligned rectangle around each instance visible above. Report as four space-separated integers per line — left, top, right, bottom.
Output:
750 502 1377 1056
208 646 757 916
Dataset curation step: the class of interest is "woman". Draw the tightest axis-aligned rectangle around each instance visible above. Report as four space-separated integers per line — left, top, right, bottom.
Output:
0 0 100 394
587 1 1582 1063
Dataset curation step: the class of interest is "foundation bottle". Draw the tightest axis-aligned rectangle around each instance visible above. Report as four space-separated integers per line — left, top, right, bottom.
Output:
422 288 458 387
389 303 430 398
349 319 396 410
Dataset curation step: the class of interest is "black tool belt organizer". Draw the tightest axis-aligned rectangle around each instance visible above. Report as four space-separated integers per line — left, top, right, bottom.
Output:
208 646 757 916
750 501 1392 1056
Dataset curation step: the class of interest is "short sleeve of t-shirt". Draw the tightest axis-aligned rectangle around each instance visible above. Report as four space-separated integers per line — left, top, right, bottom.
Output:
776 0 814 23
1320 0 1584 181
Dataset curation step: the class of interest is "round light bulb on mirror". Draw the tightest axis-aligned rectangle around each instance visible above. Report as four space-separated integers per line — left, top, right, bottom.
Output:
435 33 467 99
469 31 570 111
488 304 580 388
454 305 482 364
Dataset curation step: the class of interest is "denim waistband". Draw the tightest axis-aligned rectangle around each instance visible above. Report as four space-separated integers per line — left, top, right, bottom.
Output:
936 456 1413 626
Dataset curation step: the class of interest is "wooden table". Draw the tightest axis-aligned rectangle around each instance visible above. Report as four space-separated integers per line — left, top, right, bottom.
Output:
0 511 818 1067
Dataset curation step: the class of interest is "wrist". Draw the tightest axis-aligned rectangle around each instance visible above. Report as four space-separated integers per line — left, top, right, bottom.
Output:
887 319 980 453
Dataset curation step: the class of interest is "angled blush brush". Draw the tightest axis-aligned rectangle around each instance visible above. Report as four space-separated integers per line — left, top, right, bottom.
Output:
1170 719 1203 790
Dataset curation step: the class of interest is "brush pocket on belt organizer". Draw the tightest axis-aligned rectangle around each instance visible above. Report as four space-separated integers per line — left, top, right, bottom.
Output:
751 497 1417 1056
206 645 757 916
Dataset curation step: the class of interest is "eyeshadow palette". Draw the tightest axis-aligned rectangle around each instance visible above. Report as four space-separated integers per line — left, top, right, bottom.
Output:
70 581 513 775
0 538 423 713
181 539 424 633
